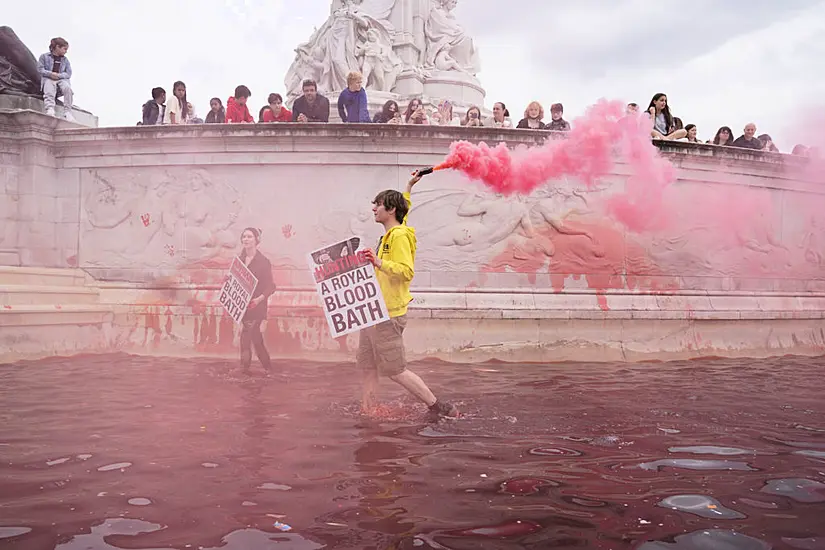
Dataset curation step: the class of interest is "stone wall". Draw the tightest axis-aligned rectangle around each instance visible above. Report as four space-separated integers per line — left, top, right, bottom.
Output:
1 109 824 362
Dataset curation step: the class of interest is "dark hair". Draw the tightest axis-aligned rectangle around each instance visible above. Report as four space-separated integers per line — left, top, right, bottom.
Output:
49 37 68 52
627 102 638 108
258 106 268 122
210 97 223 108
241 227 262 244
382 100 399 117
302 79 317 91
648 93 673 133
234 85 251 99
551 103 563 113
494 102 510 117
173 81 188 120
372 190 409 224
713 126 734 145
268 93 283 104
672 117 683 130
404 97 422 122
152 87 165 100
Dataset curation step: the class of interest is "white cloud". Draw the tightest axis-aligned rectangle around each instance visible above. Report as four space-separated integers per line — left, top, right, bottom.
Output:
3 0 821 150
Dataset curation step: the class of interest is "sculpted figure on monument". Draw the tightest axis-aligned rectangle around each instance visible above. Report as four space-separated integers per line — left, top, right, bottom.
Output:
355 28 402 92
424 0 480 75
0 26 42 96
284 0 397 99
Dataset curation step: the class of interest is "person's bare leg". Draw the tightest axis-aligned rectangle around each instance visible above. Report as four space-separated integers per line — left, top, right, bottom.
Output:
361 368 379 412
390 369 437 406
666 129 687 140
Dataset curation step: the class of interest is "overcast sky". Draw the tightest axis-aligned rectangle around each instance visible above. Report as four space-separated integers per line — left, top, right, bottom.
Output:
5 0 823 150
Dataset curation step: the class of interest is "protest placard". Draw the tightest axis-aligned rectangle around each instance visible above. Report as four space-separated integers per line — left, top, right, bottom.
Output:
219 256 259 324
307 236 389 338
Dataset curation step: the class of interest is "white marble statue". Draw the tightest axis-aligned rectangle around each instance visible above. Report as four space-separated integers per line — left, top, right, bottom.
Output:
284 0 397 99
424 0 480 75
355 28 403 92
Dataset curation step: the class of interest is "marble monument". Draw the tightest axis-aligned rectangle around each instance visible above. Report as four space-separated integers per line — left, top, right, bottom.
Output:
283 0 486 116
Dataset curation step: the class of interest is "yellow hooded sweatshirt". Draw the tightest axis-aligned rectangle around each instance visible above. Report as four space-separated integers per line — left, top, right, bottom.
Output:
376 192 417 318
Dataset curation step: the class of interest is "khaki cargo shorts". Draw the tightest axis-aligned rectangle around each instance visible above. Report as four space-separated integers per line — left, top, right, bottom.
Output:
357 315 408 377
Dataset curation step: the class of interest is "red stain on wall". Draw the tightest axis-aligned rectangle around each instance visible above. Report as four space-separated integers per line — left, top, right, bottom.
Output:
483 221 677 300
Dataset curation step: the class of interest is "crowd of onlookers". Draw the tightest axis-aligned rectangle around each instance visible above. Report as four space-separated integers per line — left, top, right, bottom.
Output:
136 72 817 157
29 36 817 157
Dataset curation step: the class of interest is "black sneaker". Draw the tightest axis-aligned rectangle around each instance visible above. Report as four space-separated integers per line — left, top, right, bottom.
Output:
428 400 459 419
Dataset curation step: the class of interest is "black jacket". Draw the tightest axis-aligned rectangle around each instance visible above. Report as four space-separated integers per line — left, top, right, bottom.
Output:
142 100 165 125
240 251 275 322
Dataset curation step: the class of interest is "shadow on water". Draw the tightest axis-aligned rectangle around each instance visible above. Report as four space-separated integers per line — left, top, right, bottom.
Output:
1 353 825 549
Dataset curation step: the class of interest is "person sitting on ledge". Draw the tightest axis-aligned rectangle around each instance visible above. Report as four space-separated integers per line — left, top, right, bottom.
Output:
373 100 401 124
141 87 166 126
225 85 254 123
164 80 190 124
292 79 330 123
732 123 764 150
261 93 292 123
337 71 371 123
647 93 687 140
205 97 225 124
38 37 74 121
545 103 571 132
517 101 545 129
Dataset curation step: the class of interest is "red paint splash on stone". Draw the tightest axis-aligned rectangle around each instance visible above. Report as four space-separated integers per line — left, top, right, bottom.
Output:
483 221 679 298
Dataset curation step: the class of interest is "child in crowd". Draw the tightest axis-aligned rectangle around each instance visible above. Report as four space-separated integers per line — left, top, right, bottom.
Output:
38 37 74 121
261 93 292 122
165 81 188 124
337 71 371 123
205 98 225 124
226 85 254 123
141 87 166 126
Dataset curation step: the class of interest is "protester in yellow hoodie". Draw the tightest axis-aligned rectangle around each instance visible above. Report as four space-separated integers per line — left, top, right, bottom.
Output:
361 172 458 419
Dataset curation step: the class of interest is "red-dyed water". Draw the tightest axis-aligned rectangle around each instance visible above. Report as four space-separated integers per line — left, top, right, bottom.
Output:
1 354 824 549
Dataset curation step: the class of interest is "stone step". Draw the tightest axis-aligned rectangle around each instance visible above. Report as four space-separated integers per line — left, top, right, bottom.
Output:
0 266 88 287
0 304 111 327
0 285 99 306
